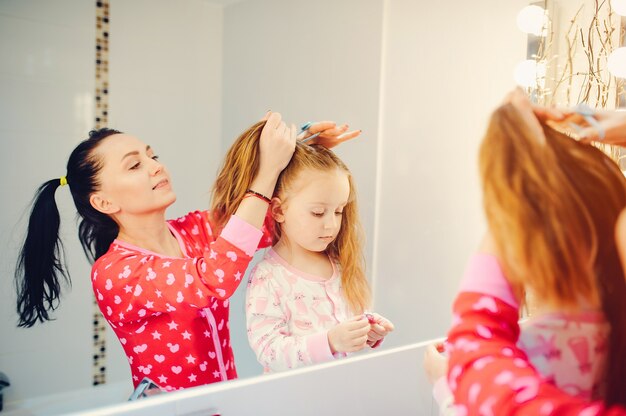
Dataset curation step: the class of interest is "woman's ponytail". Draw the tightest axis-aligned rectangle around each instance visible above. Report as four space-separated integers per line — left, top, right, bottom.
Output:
15 127 121 328
16 178 69 327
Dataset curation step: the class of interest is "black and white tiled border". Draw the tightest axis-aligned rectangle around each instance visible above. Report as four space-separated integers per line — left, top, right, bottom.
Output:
93 0 110 386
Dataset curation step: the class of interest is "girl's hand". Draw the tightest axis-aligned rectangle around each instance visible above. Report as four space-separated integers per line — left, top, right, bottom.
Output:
423 343 449 385
299 121 362 149
258 112 297 178
327 315 370 353
365 312 394 347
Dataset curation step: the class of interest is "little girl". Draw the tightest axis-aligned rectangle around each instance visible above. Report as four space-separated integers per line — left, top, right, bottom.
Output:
425 100 626 413
214 120 394 373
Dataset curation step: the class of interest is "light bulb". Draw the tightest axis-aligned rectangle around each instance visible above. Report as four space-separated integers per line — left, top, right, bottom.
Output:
516 5 547 36
514 60 545 88
612 0 626 16
608 47 626 78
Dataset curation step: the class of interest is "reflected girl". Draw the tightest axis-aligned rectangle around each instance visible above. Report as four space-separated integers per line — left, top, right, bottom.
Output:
214 121 394 373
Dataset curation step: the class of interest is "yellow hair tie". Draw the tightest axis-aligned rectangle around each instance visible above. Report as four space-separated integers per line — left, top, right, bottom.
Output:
60 176 68 187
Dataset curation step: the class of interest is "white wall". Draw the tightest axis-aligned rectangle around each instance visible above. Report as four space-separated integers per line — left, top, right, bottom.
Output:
109 0 224 220
0 0 97 403
372 0 530 346
221 0 384 377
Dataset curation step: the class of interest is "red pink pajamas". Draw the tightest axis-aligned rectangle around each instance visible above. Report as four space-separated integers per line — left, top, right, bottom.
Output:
92 211 271 390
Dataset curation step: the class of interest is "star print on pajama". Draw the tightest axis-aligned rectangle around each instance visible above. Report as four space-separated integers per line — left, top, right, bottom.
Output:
92 211 271 391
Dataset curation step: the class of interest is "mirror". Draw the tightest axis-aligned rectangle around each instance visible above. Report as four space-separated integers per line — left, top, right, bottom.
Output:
0 0 544 413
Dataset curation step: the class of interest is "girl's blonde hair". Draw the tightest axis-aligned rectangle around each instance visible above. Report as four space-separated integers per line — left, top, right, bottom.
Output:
480 103 626 406
211 121 371 314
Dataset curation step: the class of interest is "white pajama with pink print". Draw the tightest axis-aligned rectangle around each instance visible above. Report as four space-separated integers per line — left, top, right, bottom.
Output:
246 248 352 373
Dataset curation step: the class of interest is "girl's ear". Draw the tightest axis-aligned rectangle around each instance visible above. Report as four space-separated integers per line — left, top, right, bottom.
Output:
90 192 121 215
270 197 285 223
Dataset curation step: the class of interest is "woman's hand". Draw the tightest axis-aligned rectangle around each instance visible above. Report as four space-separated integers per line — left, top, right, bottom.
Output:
249 112 296 201
327 315 370 353
364 312 394 347
501 88 553 143
569 109 626 146
423 342 449 385
299 121 362 148
504 87 626 146
238 112 296 230
478 230 498 256
258 112 297 178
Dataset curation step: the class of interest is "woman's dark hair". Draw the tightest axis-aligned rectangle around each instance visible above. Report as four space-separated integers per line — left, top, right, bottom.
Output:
16 128 122 327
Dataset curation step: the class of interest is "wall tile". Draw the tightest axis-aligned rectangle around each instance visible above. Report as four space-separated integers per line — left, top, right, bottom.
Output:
0 15 94 82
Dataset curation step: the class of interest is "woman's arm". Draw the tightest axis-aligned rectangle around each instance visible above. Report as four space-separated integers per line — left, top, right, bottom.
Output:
447 251 626 415
232 113 296 230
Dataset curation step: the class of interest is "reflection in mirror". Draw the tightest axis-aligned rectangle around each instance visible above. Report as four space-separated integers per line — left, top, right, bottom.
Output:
127 377 165 401
1 0 531 414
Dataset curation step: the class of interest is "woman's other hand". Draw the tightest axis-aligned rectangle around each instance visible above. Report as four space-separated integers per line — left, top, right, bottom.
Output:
299 121 362 148
504 87 626 147
574 109 626 146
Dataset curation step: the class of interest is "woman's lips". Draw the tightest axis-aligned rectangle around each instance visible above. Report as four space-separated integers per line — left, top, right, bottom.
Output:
153 179 169 190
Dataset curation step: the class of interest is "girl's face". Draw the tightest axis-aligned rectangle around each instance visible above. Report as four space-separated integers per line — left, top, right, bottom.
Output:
91 134 176 217
275 168 350 254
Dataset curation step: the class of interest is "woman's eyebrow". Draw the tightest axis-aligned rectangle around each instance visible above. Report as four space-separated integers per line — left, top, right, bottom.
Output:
121 145 151 161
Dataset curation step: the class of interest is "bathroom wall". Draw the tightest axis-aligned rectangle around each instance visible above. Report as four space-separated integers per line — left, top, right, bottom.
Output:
0 0 99 403
373 0 529 346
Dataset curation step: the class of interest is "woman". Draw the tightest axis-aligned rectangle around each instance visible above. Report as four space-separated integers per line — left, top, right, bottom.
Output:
425 89 626 414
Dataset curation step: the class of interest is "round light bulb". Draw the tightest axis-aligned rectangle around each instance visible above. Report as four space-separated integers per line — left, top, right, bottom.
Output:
516 5 547 36
514 59 545 88
612 0 626 16
608 47 626 78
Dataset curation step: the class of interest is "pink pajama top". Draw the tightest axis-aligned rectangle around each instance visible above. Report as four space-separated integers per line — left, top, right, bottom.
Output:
445 254 626 415
245 248 351 372
92 211 271 391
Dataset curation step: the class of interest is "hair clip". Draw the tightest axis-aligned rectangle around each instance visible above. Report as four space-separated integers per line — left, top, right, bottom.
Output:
299 121 321 143
574 103 605 140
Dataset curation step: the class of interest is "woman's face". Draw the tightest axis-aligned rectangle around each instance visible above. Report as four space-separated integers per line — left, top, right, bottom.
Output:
91 134 176 217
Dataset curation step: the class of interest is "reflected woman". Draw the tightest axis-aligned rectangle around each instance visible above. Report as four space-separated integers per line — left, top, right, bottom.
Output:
14 113 358 391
